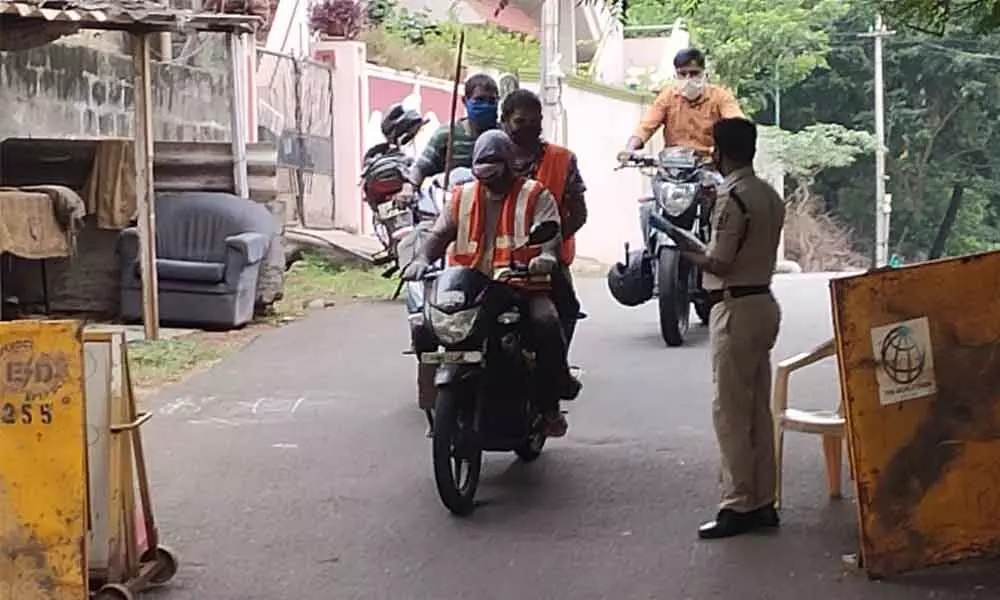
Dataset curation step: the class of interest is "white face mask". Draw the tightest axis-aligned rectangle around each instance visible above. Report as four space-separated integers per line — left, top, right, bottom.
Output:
677 75 706 100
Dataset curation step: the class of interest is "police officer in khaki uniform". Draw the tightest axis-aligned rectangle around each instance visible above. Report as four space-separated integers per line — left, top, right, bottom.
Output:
677 117 785 539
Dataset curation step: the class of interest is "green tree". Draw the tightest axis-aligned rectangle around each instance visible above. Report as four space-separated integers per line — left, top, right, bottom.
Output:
623 0 848 112
778 6 1000 259
877 0 1000 34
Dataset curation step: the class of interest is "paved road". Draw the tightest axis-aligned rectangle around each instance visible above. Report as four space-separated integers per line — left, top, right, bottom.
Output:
143 274 998 600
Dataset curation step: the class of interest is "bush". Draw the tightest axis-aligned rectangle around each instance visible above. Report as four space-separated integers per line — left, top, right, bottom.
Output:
310 0 366 39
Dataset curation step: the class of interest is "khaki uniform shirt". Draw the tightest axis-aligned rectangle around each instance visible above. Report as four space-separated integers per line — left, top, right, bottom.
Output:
703 166 785 291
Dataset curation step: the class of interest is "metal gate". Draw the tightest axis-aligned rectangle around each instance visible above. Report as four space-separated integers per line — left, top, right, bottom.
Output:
256 49 335 228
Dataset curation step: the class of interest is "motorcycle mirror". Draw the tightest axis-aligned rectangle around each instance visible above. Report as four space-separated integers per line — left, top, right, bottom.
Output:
526 220 560 247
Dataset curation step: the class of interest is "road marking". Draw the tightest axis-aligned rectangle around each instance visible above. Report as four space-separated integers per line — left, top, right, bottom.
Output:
159 395 312 425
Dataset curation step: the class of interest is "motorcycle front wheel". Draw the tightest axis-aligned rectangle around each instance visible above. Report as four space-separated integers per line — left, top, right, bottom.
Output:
657 248 690 347
432 387 482 516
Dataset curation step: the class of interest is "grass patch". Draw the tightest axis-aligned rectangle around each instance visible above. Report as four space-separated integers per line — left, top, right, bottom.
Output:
127 252 398 390
273 250 400 318
128 337 228 388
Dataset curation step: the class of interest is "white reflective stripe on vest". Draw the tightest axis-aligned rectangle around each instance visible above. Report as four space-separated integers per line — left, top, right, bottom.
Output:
511 180 538 248
454 184 478 256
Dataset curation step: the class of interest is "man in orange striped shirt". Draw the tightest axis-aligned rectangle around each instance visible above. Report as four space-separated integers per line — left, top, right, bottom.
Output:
620 48 745 158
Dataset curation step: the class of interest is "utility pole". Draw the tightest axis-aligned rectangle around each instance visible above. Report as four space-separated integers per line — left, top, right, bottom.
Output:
539 0 565 144
860 14 895 267
773 58 781 128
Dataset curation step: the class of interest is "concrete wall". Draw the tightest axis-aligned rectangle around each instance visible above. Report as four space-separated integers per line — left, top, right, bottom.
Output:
0 34 232 142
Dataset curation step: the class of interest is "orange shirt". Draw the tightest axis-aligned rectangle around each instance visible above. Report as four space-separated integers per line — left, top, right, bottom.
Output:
632 84 744 155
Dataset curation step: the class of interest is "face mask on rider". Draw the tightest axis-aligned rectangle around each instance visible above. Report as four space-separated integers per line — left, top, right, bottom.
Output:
507 124 542 147
465 98 498 129
677 74 706 101
473 163 508 191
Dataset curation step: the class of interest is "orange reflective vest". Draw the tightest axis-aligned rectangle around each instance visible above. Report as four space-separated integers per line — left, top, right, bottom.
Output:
534 144 576 265
447 177 546 271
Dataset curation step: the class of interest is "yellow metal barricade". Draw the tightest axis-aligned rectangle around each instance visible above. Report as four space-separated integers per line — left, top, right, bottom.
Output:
0 320 88 600
831 251 1000 578
84 329 178 600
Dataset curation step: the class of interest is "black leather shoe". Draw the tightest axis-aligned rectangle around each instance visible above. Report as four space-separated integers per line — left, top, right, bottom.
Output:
697 509 755 540
753 504 780 528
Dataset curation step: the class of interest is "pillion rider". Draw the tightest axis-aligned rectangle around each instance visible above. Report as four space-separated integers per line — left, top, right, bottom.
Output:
401 131 581 438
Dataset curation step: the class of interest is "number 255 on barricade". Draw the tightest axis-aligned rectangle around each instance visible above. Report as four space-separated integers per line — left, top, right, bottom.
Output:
0 351 70 426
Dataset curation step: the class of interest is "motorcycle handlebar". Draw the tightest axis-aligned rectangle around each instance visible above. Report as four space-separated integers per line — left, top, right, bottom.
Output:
614 155 657 170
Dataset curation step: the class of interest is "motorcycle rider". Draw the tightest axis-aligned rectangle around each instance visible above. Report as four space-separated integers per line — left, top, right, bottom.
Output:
402 130 580 437
406 73 500 190
500 89 587 344
617 48 744 251
398 73 500 435
619 47 743 158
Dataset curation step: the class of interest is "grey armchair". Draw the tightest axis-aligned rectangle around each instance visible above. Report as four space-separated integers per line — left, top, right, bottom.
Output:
118 192 278 328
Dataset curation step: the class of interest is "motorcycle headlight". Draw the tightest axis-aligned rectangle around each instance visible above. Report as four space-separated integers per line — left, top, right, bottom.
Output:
428 306 479 345
657 182 698 217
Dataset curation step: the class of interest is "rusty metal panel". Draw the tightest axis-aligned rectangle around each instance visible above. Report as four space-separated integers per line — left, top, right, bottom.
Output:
153 141 278 204
830 251 1000 578
0 320 87 600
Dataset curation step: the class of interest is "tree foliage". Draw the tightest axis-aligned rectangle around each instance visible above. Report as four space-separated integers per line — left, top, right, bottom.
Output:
623 0 1000 261
877 0 1000 34
624 0 848 111
777 5 1000 259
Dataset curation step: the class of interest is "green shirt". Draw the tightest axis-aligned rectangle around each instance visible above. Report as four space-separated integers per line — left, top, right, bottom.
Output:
414 119 485 177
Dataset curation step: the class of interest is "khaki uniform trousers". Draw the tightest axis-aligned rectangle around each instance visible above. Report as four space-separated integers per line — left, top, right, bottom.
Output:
709 292 781 512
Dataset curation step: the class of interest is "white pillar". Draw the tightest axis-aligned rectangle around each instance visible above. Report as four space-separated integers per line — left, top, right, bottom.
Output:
321 39 367 233
229 32 250 198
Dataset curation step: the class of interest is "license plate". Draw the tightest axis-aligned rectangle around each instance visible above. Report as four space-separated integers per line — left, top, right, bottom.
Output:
420 350 483 364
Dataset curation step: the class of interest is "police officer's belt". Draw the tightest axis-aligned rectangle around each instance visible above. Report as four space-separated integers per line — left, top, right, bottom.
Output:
705 285 771 305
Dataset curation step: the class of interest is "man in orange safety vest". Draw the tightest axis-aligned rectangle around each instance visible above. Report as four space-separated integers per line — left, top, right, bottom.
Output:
500 89 587 345
402 130 580 437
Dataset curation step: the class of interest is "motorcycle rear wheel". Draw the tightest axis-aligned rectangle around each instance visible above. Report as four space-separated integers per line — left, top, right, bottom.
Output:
432 387 482 516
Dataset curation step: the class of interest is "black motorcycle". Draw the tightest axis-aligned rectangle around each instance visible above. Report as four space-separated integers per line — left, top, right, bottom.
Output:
416 221 561 516
618 147 721 346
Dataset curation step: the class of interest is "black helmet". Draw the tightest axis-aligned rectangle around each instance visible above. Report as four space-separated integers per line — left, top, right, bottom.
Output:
381 103 427 146
607 249 654 307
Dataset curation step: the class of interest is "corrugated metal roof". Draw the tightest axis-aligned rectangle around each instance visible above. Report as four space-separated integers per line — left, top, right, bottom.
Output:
0 0 261 32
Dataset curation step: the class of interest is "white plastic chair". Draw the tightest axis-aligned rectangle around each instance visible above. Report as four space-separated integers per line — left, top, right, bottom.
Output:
772 338 847 508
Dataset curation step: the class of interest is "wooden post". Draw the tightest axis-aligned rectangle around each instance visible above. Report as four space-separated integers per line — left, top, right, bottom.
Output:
229 31 250 198
132 33 159 341
441 31 465 192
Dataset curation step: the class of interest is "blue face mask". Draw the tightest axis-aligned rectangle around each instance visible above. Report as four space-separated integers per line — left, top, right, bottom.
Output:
464 98 498 129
